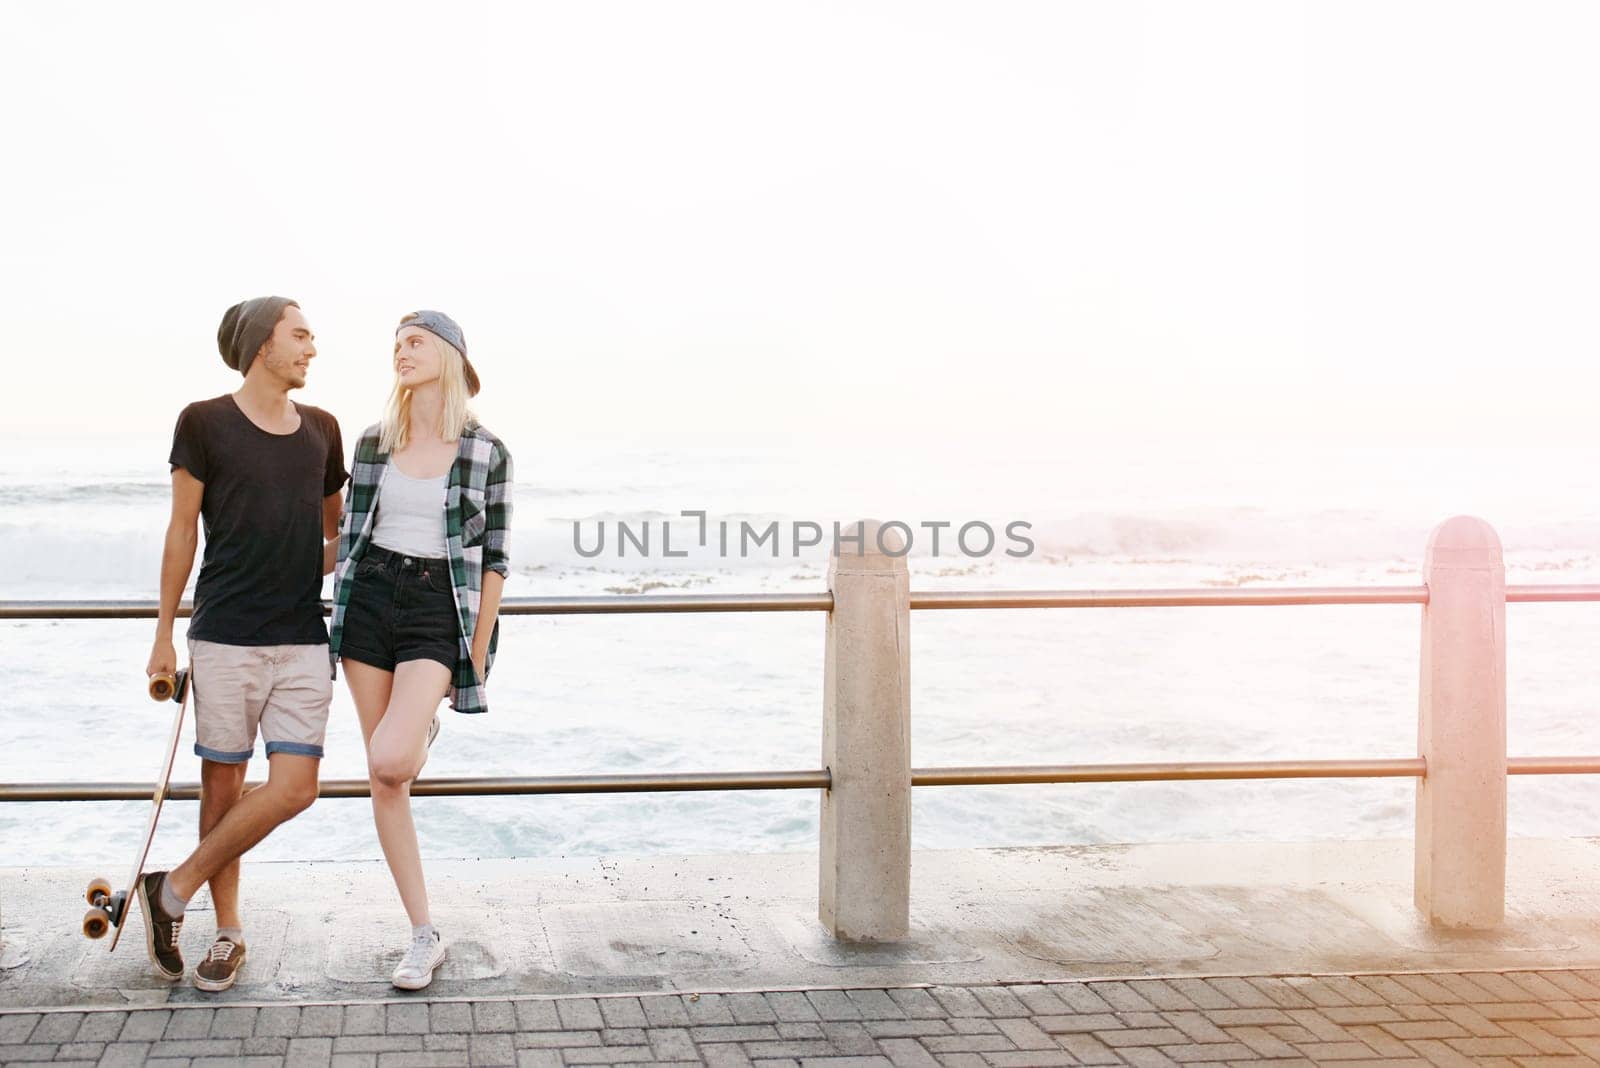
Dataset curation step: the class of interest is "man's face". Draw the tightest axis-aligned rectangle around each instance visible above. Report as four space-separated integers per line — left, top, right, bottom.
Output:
257 306 317 389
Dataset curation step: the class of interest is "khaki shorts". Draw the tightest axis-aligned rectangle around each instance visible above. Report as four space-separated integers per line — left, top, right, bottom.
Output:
188 639 332 762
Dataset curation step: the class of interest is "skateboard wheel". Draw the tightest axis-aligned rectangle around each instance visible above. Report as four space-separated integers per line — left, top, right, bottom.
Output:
148 673 176 701
85 877 112 906
83 906 111 939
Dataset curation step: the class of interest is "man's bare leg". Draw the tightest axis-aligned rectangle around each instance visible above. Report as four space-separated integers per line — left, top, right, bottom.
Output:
198 760 248 929
166 753 320 901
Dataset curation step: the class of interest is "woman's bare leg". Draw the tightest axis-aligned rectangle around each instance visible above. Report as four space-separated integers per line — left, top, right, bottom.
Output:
345 658 451 927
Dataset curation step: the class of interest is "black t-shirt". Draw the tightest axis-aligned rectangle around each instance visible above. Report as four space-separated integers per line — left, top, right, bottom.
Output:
168 395 349 645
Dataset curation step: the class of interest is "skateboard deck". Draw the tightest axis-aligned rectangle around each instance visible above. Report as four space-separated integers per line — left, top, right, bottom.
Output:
82 668 191 947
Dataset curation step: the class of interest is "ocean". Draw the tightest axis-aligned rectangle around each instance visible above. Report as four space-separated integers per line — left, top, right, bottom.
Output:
3 427 1599 869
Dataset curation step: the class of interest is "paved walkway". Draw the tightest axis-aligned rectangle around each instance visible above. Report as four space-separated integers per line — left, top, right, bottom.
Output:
6 971 1600 1067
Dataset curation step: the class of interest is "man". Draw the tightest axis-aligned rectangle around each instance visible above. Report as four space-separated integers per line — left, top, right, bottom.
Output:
141 296 347 991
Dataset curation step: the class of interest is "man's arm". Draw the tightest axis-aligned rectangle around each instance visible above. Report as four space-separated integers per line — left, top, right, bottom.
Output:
146 467 204 677
321 490 343 575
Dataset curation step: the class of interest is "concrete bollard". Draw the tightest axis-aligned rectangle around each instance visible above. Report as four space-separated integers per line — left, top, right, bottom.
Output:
819 519 912 941
1415 515 1507 928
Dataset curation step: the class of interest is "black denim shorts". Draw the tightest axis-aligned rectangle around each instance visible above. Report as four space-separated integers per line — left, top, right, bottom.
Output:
340 546 461 674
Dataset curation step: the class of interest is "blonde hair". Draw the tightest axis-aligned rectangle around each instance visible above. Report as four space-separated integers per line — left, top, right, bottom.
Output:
379 330 474 452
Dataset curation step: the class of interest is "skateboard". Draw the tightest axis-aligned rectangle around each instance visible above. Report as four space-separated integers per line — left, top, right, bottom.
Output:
82 668 191 947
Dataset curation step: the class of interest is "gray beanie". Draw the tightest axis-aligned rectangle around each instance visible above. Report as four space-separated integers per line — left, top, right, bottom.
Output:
217 296 298 376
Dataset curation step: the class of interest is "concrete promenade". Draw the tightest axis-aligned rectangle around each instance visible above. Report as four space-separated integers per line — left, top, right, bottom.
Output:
8 839 1600 1063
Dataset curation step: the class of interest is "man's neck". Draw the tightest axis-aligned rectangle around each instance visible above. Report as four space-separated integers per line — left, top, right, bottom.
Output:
234 374 295 424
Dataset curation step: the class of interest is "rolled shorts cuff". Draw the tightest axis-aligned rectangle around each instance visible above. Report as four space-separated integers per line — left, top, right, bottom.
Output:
338 644 396 674
195 743 253 764
264 740 325 759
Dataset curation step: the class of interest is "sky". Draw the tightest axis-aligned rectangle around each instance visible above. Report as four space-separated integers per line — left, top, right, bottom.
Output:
1 1 1596 451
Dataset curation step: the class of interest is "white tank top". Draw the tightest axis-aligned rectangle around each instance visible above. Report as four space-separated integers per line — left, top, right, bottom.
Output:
371 466 449 558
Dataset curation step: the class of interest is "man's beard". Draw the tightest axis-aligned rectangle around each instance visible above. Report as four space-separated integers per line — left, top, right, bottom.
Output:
263 348 304 387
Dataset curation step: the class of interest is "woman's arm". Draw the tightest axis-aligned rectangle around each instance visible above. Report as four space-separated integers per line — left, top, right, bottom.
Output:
472 439 514 681
470 570 504 682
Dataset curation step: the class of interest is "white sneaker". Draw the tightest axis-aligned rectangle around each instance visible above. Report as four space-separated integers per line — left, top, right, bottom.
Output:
418 715 441 775
391 928 446 990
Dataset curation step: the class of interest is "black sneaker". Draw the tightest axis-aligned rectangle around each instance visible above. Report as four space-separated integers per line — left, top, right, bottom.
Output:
136 871 184 980
193 936 246 992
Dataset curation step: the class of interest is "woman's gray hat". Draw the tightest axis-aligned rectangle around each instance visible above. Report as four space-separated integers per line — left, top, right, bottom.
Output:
218 296 298 376
398 309 479 396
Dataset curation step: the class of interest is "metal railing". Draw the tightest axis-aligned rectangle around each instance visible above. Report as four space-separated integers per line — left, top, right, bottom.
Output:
8 580 1597 619
4 516 1598 933
3 583 1599 806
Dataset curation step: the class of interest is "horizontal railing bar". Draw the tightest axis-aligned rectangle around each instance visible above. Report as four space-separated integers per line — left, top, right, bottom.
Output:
1506 586 1600 604
1508 756 1600 774
7 586 1600 621
0 594 836 620
0 770 834 802
15 755 1600 802
912 758 1428 784
502 593 836 614
0 601 180 620
909 587 1431 609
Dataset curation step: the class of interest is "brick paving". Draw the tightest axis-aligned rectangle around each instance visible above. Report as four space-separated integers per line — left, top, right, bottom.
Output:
6 971 1600 1065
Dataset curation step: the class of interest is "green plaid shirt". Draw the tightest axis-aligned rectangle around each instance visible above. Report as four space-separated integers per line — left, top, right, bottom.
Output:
328 420 513 715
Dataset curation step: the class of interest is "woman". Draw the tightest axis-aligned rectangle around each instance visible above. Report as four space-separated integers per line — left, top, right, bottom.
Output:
328 309 513 989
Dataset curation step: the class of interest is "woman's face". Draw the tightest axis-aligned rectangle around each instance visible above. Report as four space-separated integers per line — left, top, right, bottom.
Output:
394 327 443 388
